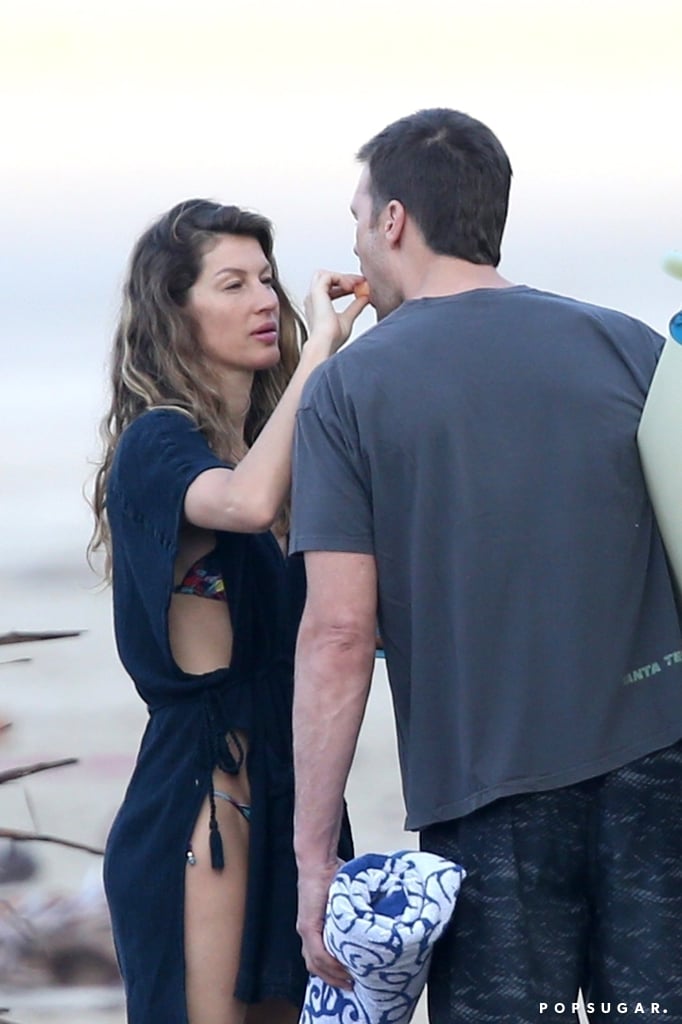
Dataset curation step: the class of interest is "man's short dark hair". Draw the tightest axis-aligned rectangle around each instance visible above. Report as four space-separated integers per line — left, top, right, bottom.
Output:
356 108 512 267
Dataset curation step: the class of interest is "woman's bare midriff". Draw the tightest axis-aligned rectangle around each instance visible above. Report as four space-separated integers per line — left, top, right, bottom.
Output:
169 525 234 674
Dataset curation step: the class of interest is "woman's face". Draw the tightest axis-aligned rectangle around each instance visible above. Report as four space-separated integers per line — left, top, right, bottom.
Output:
186 234 281 376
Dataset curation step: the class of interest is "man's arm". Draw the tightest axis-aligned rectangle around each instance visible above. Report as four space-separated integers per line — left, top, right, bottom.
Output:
293 549 378 987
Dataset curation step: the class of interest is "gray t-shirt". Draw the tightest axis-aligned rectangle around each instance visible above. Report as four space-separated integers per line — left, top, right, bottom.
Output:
290 286 682 830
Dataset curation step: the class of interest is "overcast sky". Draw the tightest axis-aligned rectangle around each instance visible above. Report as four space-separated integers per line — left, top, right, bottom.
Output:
4 0 681 333
2 0 681 568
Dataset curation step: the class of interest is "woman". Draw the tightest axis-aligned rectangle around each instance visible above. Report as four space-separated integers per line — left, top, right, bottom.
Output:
89 199 368 1024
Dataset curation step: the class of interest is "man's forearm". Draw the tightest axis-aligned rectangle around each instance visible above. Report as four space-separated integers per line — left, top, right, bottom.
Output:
293 620 375 867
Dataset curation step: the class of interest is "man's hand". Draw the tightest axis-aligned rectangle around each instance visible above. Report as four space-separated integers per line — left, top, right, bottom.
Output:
297 859 353 989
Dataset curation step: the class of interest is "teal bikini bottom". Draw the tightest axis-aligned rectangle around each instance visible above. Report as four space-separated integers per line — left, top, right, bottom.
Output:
214 788 251 822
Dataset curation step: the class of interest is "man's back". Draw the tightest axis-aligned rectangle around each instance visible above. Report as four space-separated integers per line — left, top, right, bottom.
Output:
292 285 682 828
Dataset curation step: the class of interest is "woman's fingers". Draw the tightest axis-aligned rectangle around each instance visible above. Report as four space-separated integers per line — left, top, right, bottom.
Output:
326 275 367 301
307 270 366 304
337 294 370 338
304 269 372 351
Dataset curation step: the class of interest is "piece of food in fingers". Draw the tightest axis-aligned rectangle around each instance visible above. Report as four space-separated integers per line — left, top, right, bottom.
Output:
353 279 370 298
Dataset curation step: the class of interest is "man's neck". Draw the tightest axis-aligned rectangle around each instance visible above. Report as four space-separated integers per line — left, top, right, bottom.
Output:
405 256 514 301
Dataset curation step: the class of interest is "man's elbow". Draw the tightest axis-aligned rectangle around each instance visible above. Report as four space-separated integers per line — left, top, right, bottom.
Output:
299 614 376 666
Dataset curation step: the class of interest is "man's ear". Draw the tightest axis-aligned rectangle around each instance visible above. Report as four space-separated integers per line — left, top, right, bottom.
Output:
384 200 406 246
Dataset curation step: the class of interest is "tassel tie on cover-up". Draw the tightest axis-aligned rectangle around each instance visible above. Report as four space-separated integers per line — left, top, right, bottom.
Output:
202 691 245 871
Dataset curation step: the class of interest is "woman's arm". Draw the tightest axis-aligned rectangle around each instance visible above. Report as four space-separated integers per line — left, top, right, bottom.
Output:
184 271 368 533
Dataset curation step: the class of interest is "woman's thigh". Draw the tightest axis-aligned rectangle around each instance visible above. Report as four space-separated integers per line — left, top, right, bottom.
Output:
184 766 251 1024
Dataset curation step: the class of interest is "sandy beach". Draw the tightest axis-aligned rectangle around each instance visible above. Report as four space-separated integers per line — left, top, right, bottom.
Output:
0 559 427 1024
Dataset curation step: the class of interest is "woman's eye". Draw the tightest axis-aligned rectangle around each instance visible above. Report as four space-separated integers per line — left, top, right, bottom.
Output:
223 281 242 291
261 277 275 287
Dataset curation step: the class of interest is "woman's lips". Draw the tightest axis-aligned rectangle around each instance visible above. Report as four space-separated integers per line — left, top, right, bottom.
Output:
252 323 278 344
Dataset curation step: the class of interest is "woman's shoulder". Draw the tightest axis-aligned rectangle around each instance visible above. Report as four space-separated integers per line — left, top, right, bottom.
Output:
109 407 222 503
119 406 198 448
114 407 210 466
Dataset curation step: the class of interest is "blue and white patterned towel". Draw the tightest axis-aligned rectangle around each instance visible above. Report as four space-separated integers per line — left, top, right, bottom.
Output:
299 849 466 1024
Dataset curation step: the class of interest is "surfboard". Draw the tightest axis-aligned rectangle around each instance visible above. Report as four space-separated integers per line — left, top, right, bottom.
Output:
637 253 682 596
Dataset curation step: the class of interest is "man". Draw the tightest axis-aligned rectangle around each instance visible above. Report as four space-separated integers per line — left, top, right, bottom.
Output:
290 108 682 1022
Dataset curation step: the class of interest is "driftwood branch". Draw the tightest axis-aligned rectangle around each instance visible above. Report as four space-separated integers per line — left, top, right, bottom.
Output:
0 630 83 647
0 827 103 856
0 759 78 786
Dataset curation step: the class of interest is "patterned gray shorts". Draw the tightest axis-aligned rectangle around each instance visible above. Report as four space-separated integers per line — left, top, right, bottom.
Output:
420 740 682 1023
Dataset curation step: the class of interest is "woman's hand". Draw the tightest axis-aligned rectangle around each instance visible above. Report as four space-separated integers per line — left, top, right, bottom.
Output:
304 270 371 356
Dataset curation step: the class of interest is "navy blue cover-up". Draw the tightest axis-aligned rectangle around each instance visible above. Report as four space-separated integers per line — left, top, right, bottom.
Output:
103 408 353 1023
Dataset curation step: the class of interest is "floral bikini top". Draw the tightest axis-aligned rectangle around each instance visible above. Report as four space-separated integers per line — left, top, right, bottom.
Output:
173 547 227 602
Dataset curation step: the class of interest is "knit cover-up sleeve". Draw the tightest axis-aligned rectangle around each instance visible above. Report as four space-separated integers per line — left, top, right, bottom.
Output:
106 408 226 692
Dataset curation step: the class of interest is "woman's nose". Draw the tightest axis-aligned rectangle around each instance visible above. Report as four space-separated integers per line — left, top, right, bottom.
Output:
256 281 279 311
